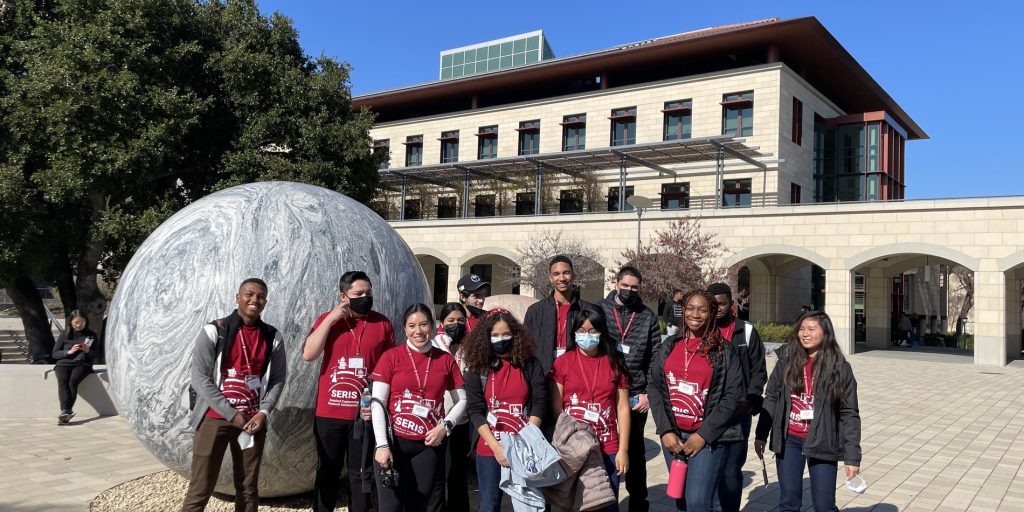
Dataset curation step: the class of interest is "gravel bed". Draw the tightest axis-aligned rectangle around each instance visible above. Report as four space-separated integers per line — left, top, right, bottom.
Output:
91 470 343 511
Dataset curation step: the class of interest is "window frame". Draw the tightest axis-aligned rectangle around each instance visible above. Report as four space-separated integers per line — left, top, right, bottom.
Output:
561 114 586 151
474 194 496 217
517 120 540 155
792 97 804 145
404 135 423 167
722 178 753 207
439 130 459 164
660 182 690 210
607 186 635 212
609 107 637 146
663 100 692 141
721 91 754 137
477 125 498 160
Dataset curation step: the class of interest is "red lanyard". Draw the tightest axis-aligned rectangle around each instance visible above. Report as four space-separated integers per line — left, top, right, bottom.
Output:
804 359 814 399
556 303 568 349
682 337 699 380
574 351 599 403
489 362 513 405
405 345 433 396
345 317 365 356
238 328 259 374
612 308 636 343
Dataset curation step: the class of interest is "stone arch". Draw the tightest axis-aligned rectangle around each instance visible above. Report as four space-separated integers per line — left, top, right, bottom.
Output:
724 245 826 325
723 244 829 271
410 247 452 266
998 250 1024 273
846 243 979 273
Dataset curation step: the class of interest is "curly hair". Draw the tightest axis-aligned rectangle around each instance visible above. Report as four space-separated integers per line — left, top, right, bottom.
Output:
461 310 536 373
677 289 725 361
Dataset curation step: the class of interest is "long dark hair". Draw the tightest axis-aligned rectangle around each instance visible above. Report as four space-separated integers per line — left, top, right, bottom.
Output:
66 309 89 339
461 309 536 373
677 290 725 362
437 302 468 325
784 311 846 406
402 303 435 335
571 306 628 379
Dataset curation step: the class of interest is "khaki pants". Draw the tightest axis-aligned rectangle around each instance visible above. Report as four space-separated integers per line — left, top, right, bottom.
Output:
181 417 266 512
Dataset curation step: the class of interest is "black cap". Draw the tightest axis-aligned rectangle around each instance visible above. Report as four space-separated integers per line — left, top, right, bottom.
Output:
457 274 489 293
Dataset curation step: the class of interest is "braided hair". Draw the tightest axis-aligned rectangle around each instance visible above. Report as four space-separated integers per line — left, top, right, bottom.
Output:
677 289 725 362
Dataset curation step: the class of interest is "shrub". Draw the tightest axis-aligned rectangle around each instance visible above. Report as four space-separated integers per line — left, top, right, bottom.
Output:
754 322 793 344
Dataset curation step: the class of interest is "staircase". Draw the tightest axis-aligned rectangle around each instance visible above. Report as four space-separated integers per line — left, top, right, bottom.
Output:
0 330 30 364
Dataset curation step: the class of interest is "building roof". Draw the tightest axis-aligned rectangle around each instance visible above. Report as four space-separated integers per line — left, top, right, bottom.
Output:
353 17 927 140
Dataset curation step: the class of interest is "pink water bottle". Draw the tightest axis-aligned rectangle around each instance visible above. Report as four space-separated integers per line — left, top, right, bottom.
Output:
666 454 688 499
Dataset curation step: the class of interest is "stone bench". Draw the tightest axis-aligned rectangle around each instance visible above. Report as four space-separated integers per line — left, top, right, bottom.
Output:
0 364 118 418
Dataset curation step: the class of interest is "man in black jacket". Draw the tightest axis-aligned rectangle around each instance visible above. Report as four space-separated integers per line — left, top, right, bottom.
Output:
707 282 767 512
599 266 661 512
523 255 592 375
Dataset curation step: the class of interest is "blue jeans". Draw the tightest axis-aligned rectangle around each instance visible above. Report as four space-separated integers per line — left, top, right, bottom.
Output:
713 414 751 512
662 432 728 511
776 435 838 512
476 455 504 512
601 452 621 511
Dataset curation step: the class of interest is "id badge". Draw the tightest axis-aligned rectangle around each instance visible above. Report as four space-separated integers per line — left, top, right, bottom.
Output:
617 343 631 355
349 357 364 369
487 412 498 426
245 375 262 390
799 409 814 420
555 348 566 359
583 409 600 422
678 381 697 396
412 404 431 418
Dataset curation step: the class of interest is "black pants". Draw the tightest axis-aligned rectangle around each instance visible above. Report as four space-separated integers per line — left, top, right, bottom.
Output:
375 435 446 512
55 364 91 413
444 422 471 512
626 410 649 512
314 416 371 512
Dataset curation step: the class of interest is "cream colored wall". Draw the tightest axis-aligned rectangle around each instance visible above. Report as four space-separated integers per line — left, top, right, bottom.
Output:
777 69 845 204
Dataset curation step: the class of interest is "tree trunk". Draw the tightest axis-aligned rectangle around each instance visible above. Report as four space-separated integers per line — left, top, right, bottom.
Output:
55 255 78 318
6 276 55 363
75 192 108 362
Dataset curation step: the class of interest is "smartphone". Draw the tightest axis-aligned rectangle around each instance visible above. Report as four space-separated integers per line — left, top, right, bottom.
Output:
84 337 95 347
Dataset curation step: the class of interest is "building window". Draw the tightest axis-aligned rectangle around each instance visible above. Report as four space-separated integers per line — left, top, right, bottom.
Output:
516 192 536 215
663 100 692 141
562 114 586 151
518 120 540 155
607 186 635 212
440 130 459 163
437 196 458 218
660 183 689 210
373 139 390 169
432 264 448 305
791 183 801 204
792 97 803 145
723 179 752 207
722 91 753 137
403 199 421 220
559 189 584 213
477 125 498 159
610 107 636 146
475 194 496 217
404 135 423 167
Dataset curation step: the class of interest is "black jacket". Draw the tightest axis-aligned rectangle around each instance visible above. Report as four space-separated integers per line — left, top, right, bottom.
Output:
523 291 592 375
721 316 768 414
599 291 661 397
648 334 744 444
52 328 98 366
464 356 547 431
755 346 862 466
662 300 683 328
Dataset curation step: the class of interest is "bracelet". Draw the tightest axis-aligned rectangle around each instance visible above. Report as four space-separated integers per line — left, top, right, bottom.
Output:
375 444 389 450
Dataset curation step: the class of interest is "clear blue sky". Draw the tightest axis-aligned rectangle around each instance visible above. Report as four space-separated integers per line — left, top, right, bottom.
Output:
258 0 1022 200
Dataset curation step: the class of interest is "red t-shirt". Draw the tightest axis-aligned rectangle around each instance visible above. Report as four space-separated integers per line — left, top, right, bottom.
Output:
371 345 465 441
207 325 267 419
313 310 395 420
788 356 815 439
719 319 737 343
552 350 628 454
554 303 571 359
664 337 714 432
477 361 529 457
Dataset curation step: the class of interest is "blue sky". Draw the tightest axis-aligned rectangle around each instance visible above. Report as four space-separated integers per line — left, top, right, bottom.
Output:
258 1 1022 200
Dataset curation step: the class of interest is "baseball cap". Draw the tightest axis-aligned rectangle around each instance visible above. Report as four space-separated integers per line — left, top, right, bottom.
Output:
457 274 489 293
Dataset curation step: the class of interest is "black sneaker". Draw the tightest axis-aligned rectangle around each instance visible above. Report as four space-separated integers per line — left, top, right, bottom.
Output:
58 411 75 424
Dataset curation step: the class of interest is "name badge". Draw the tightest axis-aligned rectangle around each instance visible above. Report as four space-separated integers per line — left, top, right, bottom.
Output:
349 357 364 369
555 348 566 359
245 375 262 390
583 409 600 422
678 381 697 396
412 404 431 418
617 343 631 355
799 409 814 420
487 412 498 426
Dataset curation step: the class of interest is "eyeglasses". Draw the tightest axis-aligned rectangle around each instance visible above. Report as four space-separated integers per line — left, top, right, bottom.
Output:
575 329 600 335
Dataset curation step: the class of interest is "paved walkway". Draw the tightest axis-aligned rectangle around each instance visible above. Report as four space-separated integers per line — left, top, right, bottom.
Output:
3 350 1024 511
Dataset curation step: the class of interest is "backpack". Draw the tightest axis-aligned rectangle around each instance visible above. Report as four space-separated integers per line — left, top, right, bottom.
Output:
188 319 228 411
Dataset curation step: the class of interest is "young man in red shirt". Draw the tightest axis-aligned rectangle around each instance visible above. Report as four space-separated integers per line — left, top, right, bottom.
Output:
303 271 396 512
183 278 287 512
456 273 490 333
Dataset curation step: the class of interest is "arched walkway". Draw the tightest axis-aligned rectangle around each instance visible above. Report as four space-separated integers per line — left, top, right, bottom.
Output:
1002 252 1024 360
728 251 822 326
460 253 520 297
415 254 449 306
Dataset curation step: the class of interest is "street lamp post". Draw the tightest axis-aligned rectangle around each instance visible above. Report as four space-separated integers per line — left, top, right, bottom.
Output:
626 195 654 253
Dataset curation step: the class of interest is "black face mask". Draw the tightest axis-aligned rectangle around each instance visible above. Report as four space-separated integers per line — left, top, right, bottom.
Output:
348 296 373 315
443 323 467 344
465 304 485 318
618 288 639 306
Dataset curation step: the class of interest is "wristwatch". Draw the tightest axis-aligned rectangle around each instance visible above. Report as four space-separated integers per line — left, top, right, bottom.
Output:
444 420 454 436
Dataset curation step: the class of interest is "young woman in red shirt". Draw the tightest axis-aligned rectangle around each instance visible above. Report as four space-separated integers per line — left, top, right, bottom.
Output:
369 304 467 512
551 305 630 511
462 308 547 512
754 311 862 512
430 302 471 511
648 290 745 512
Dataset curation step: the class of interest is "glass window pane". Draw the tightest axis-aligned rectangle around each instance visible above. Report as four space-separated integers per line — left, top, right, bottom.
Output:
488 58 500 71
513 38 526 53
500 42 513 56
477 48 488 61
442 54 453 67
500 55 512 68
464 51 476 65
527 36 539 51
513 53 525 66
453 53 464 65
453 66 463 78
463 62 475 75
489 44 501 58
441 68 452 79
525 51 538 63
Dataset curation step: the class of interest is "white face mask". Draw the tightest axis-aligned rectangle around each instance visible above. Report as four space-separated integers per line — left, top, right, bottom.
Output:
845 475 868 494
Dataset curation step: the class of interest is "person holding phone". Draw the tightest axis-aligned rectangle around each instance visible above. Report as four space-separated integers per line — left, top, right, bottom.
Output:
52 309 98 424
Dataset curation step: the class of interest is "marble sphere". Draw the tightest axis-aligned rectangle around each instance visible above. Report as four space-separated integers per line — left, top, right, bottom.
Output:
105 181 429 497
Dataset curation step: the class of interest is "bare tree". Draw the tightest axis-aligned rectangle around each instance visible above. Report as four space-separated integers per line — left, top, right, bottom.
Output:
506 230 604 297
616 217 731 304
948 265 973 335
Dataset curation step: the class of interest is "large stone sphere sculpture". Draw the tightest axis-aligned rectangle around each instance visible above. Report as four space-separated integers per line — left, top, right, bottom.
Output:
106 181 429 496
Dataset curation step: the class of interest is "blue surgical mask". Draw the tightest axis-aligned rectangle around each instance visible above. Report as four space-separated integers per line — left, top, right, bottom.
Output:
575 332 600 350
490 336 513 354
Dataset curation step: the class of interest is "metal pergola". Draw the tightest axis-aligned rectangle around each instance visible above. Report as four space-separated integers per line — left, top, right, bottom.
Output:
379 136 769 218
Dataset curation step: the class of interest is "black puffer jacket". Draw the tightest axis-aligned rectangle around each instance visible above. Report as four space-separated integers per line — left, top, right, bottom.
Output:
755 346 862 466
598 291 661 397
648 334 744 444
721 316 768 414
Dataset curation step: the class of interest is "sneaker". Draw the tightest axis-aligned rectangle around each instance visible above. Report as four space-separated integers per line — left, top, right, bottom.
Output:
58 411 75 424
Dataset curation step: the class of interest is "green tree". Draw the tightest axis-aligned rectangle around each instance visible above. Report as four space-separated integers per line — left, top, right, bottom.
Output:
0 0 382 361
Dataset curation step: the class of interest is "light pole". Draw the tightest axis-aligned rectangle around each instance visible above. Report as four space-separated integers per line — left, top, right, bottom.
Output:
626 195 653 253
